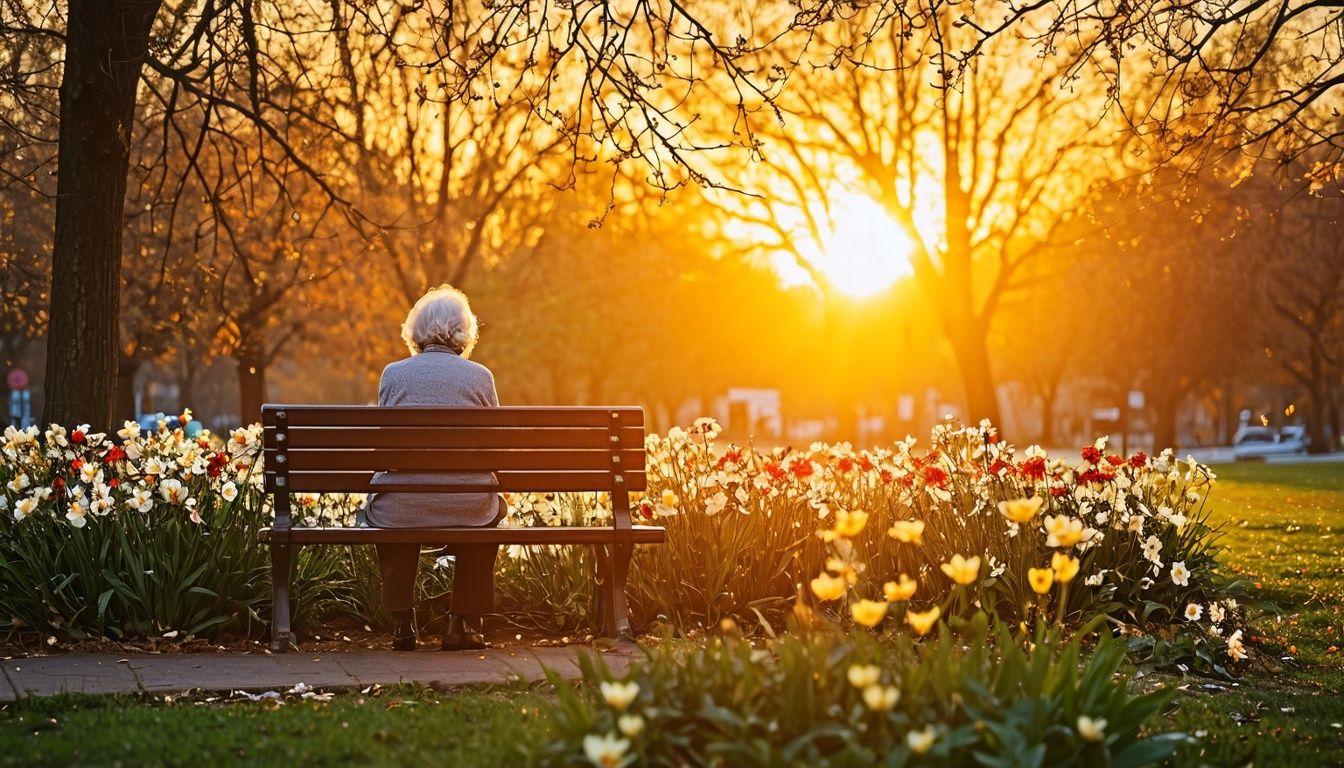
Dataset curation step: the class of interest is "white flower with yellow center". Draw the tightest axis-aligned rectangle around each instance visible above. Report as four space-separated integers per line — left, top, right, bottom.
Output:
220 482 239 503
130 488 154 513
1077 715 1107 742
159 478 190 505
7 473 30 493
582 733 630 768
1184 603 1203 622
14 495 39 521
1170 561 1191 586
906 725 937 754
616 714 644 739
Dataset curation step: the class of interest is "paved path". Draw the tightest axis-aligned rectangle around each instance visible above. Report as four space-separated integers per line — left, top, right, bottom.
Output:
0 646 634 701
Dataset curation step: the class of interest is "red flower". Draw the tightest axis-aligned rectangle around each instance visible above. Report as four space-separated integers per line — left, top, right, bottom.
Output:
51 476 65 490
638 501 654 520
836 457 855 473
988 458 1013 477
879 469 894 484
858 456 875 472
1020 456 1047 482
70 459 83 471
1050 484 1069 497
762 461 787 481
1081 446 1102 465
1130 451 1148 468
71 430 86 445
922 464 949 488
198 439 210 450
715 448 744 470
102 446 126 464
108 478 120 488
788 457 814 478
1105 454 1126 467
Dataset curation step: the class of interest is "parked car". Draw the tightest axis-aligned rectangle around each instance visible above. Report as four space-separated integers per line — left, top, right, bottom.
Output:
1232 424 1309 460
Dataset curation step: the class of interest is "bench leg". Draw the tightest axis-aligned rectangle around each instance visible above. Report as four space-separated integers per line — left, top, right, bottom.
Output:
598 542 634 639
270 542 299 653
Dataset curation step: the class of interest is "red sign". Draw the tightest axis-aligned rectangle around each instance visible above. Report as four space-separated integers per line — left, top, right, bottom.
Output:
7 368 28 390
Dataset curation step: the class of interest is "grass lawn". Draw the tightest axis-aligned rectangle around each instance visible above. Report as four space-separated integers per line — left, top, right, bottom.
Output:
1169 460 1344 767
0 685 550 767
1 461 1340 767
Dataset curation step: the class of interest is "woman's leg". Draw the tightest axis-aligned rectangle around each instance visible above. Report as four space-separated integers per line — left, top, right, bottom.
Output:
447 543 500 615
377 543 420 613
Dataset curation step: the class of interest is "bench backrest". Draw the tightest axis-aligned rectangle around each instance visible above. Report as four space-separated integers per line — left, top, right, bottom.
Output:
261 405 645 530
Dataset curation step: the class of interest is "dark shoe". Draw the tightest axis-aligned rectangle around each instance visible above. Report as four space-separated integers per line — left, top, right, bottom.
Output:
441 614 487 651
391 610 416 651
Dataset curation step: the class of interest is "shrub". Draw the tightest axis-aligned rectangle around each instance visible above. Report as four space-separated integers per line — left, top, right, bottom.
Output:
535 615 1186 767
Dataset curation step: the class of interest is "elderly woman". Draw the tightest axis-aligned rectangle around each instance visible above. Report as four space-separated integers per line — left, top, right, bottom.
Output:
364 285 502 651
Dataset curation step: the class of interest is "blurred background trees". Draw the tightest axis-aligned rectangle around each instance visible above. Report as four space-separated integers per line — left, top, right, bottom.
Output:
0 0 1340 451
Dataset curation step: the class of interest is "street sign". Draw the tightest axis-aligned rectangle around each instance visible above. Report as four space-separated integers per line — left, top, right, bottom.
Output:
6 367 28 390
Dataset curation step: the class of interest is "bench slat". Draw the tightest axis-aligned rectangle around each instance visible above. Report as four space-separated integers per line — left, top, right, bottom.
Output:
259 525 666 546
263 405 643 428
264 447 646 472
265 469 647 493
263 425 645 450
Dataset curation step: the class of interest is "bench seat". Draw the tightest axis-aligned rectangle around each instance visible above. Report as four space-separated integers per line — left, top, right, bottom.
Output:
261 404 661 652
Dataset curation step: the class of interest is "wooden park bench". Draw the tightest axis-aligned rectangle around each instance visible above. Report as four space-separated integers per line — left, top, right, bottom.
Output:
260 405 664 652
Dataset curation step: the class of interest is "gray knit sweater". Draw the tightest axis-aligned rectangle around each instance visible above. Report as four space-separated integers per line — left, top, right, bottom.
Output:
361 345 504 528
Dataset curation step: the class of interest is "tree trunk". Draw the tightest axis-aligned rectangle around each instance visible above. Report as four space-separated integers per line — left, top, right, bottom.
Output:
1150 389 1181 453
236 334 268 423
43 0 161 431
1038 386 1056 447
115 354 140 425
946 320 1002 426
1304 390 1331 455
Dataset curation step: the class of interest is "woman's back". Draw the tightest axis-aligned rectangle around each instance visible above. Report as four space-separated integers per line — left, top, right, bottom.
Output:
363 345 502 527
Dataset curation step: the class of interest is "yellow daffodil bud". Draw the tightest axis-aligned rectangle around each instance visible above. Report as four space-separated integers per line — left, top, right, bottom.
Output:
940 554 981 586
887 519 925 544
1028 567 1054 595
905 606 941 636
1051 552 1080 584
810 572 847 601
883 574 918 602
850 599 888 628
832 508 868 538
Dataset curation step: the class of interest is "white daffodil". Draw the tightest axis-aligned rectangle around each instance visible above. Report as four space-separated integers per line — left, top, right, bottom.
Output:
159 478 189 505
906 725 937 755
1170 561 1191 587
220 481 239 503
616 714 644 738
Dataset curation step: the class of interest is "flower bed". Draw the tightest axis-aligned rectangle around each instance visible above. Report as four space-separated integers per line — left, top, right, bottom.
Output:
0 415 1250 674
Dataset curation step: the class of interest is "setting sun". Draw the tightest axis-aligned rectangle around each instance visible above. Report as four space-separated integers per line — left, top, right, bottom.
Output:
813 194 916 298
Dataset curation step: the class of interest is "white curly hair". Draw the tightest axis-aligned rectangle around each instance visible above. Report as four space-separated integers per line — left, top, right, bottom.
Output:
400 284 480 357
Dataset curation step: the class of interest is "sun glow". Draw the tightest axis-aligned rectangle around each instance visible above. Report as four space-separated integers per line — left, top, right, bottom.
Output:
780 192 917 299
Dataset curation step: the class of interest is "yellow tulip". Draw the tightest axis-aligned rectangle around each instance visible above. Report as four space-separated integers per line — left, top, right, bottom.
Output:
884 574 918 602
1051 552 1080 584
850 599 889 627
940 554 981 586
906 606 941 636
887 519 925 544
810 572 847 601
1027 567 1054 595
998 496 1044 524
660 489 679 508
